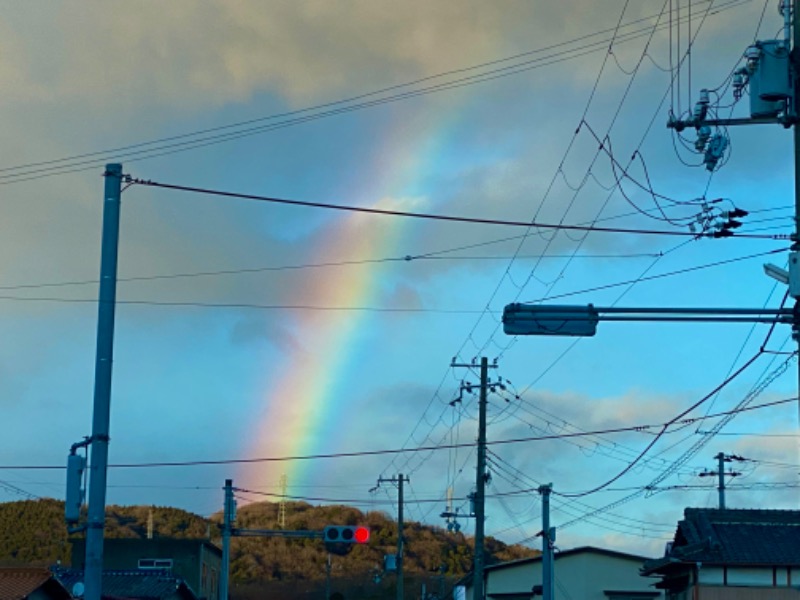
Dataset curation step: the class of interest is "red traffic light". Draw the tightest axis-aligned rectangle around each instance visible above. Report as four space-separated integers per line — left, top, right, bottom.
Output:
354 526 369 543
323 525 370 544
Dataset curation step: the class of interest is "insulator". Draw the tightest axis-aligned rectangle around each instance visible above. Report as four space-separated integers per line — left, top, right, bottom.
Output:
733 71 746 100
745 44 761 74
704 134 728 171
695 125 711 151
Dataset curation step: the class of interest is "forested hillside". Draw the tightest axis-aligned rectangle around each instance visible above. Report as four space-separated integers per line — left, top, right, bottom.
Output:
0 498 537 596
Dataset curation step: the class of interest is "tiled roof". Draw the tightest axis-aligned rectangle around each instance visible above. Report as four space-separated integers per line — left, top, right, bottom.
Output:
52 568 198 600
0 568 70 600
648 508 800 570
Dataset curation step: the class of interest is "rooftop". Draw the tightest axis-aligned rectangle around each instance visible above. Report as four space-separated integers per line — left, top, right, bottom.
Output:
0 567 71 600
643 508 800 573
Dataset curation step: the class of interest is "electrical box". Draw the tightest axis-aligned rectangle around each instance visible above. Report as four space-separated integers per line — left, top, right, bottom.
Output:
755 40 791 101
789 252 800 299
749 73 782 117
65 453 86 524
384 554 397 573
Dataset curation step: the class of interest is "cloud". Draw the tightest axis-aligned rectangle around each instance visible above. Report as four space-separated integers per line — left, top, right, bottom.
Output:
0 0 766 113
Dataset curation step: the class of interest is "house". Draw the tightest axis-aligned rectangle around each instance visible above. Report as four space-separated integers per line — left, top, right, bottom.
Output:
463 546 661 599
0 567 72 600
70 538 222 600
641 508 800 599
52 568 199 600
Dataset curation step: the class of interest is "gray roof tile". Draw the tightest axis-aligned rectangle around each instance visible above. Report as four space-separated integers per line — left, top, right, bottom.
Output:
661 508 800 566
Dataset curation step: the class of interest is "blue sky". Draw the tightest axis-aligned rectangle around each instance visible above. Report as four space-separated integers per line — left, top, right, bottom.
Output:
0 0 799 559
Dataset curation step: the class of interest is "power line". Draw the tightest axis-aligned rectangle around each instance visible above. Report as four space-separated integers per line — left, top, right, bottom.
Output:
0 247 781 313
553 349 766 499
125 175 782 240
522 247 788 303
0 251 669 293
0 0 745 186
552 351 798 533
0 295 484 314
379 0 742 484
1 394 793 472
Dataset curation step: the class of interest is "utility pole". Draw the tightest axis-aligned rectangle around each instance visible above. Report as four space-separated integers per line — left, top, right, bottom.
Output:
792 0 800 402
450 357 500 600
664 1 800 409
221 479 235 600
84 164 123 600
278 474 288 528
325 553 332 600
473 357 488 600
698 453 743 509
377 474 409 600
538 484 554 600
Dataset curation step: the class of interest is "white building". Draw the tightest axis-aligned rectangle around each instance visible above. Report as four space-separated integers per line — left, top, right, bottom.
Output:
463 546 660 600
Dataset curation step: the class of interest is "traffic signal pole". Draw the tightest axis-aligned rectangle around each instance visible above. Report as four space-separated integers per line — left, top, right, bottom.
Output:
220 479 369 600
84 164 123 600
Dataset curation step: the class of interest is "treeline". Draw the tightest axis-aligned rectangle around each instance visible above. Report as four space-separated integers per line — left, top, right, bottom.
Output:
0 498 537 591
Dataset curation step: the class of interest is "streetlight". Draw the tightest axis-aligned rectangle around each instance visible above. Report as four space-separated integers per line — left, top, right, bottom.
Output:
502 303 794 336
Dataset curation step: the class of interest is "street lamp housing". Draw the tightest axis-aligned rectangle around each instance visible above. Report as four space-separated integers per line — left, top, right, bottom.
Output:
503 303 599 337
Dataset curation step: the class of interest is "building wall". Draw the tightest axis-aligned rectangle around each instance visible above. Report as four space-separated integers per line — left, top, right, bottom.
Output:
696 585 800 599
698 567 800 589
71 538 221 599
474 551 660 600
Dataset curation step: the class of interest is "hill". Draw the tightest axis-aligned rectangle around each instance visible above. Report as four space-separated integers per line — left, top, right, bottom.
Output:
0 498 538 596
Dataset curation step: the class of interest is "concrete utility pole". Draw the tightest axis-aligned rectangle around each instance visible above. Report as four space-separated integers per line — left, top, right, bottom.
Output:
378 474 409 600
538 484 554 600
792 0 800 399
473 357 489 600
84 164 123 600
698 453 742 509
450 357 499 600
661 0 800 409
221 479 235 600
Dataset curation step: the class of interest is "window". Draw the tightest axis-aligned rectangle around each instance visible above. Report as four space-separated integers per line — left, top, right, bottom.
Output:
138 558 173 570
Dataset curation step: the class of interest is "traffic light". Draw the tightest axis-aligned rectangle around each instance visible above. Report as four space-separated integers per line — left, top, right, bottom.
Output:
324 525 370 544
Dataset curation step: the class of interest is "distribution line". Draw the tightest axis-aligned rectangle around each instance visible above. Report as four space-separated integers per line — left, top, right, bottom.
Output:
0 1 745 186
552 352 798 535
0 395 793 472
554 350 765 499
380 0 749 485
476 0 768 524
125 176 781 240
470 0 724 372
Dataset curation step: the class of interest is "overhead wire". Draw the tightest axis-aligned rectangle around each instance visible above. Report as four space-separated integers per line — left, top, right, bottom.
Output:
125 176 781 239
0 1 747 186
371 0 757 494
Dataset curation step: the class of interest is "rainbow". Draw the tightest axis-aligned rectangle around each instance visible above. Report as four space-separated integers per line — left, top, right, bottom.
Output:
239 104 463 493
